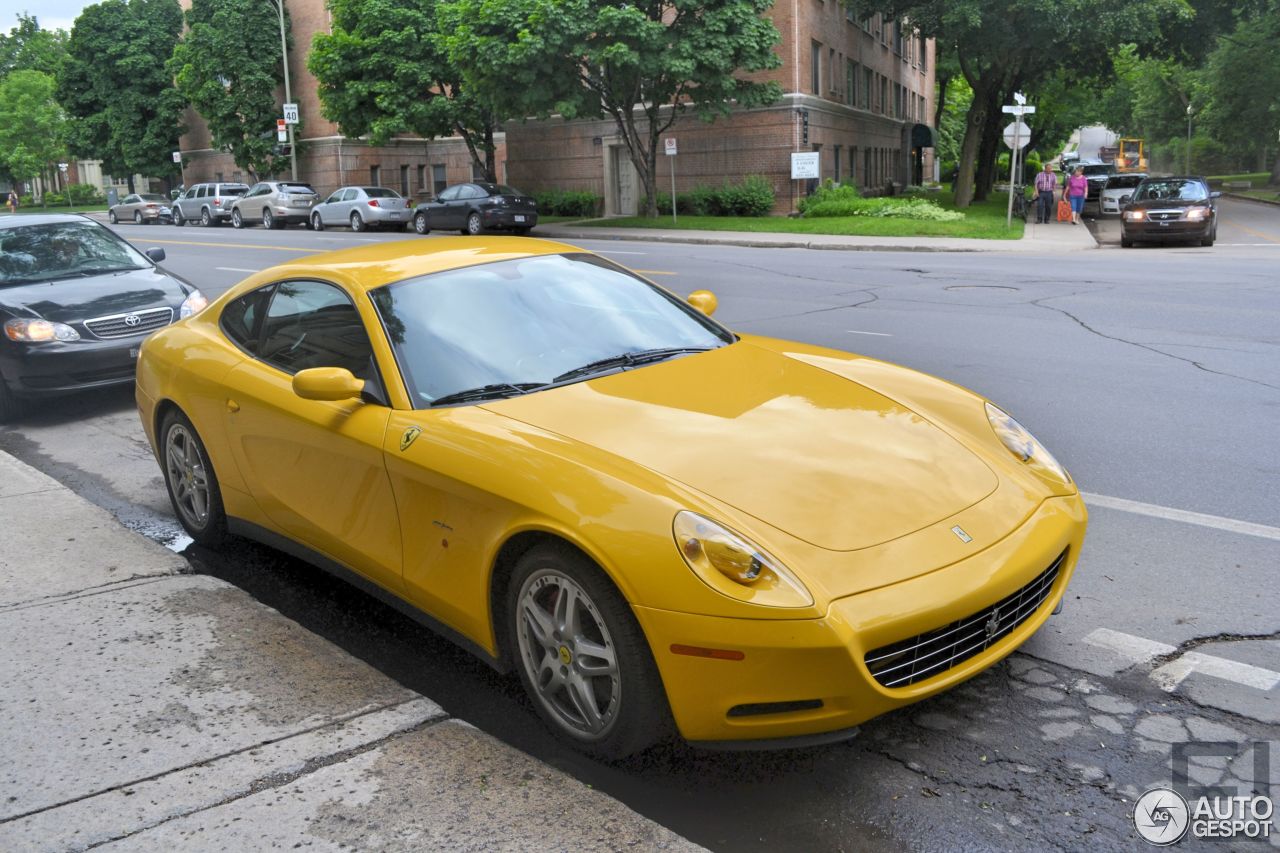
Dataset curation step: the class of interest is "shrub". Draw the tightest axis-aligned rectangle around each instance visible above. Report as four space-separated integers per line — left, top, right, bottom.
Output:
532 189 600 217
799 182 964 221
66 183 105 205
653 175 775 217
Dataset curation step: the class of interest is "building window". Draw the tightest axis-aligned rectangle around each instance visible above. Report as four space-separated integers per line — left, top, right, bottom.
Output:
232 172 242 184
850 147 857 185
828 48 837 95
880 77 888 115
370 165 381 186
846 60 856 107
833 145 842 182
894 20 904 55
215 172 223 182
863 68 873 110
416 165 425 193
432 164 447 195
400 164 410 195
920 36 927 73
811 41 821 94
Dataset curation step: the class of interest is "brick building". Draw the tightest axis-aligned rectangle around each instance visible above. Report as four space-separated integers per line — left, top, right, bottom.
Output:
176 0 934 214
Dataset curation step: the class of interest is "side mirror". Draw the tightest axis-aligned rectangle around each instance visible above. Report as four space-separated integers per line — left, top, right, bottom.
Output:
1210 191 1222 199
687 289 718 317
292 367 366 401
145 247 166 262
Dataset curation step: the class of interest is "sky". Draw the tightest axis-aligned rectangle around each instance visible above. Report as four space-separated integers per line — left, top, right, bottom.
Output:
1 0 94 35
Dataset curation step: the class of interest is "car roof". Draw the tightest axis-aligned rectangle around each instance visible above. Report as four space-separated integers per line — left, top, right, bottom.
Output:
0 213 100 227
224 237 586 297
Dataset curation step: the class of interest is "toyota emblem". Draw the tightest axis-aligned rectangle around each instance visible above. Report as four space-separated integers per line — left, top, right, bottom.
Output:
123 314 141 327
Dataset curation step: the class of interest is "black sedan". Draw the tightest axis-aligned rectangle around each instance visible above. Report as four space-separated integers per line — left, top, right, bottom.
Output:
0 214 207 420
1120 177 1220 247
412 182 538 236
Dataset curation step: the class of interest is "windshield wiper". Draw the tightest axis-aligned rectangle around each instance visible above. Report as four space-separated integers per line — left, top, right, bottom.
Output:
552 346 715 384
429 382 545 407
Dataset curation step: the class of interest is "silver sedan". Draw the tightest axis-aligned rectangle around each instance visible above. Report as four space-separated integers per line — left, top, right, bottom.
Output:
108 194 172 225
310 186 412 232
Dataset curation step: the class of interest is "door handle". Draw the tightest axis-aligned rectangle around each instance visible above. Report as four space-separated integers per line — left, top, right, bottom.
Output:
226 399 240 413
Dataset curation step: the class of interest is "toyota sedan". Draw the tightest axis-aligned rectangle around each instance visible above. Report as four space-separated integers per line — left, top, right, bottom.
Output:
136 238 1085 758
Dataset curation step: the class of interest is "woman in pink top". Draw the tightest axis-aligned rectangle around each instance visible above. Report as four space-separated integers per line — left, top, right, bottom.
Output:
1065 167 1088 225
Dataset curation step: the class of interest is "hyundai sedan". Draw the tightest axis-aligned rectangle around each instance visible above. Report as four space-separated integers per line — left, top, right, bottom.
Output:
136 238 1085 758
1121 177 1220 247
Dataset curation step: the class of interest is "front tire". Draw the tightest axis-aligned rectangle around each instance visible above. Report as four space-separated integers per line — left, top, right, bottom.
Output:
507 542 670 760
413 212 430 235
174 209 185 227
311 212 324 232
108 210 118 224
466 212 483 235
1120 235 1133 248
160 410 227 548
231 209 244 229
0 378 24 423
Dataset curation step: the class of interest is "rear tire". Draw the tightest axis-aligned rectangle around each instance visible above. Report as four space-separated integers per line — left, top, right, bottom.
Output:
134 211 143 225
350 211 365 232
262 209 276 230
466 212 483 235
159 409 227 548
506 542 671 760
201 208 214 227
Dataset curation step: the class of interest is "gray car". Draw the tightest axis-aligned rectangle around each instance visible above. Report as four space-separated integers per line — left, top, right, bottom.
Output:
172 182 250 227
230 181 319 229
310 186 412 232
108 194 172 225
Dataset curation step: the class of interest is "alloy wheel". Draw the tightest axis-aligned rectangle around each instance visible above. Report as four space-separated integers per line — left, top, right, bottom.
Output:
350 211 364 232
201 209 212 227
311 213 323 232
134 211 143 225
515 569 621 738
164 423 211 532
467 212 482 235
262 209 274 229
414 212 429 235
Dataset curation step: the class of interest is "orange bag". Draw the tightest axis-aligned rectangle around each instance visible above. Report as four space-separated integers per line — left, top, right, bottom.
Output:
1057 199 1071 222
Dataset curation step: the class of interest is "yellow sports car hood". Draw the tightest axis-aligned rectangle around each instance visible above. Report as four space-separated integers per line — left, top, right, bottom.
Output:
486 341 999 552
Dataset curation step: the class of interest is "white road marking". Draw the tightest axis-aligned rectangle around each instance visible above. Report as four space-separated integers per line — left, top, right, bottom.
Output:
1152 652 1280 692
215 267 257 273
1085 629 1280 692
1084 628 1176 664
846 330 893 337
1082 492 1280 542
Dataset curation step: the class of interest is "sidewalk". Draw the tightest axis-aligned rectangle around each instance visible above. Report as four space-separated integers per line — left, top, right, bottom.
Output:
0 450 700 852
537 216 1097 253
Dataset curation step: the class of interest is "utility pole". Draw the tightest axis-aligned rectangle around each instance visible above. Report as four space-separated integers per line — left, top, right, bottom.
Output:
1185 104 1193 175
272 0 297 181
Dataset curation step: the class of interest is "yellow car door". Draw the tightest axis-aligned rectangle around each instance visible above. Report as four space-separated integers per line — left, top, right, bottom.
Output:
222 279 403 593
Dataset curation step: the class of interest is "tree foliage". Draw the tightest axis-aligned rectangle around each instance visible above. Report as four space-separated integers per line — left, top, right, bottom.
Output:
308 0 500 182
0 69 66 183
0 13 68 76
439 0 783 216
58 0 186 186
169 0 293 181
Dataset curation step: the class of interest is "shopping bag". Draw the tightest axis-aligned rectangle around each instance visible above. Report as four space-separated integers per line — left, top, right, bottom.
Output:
1056 199 1071 222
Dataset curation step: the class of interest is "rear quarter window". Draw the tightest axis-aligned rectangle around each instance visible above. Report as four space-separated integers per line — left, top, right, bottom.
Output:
219 285 274 354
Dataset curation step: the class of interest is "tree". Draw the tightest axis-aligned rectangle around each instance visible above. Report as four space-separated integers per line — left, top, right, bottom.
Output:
440 0 783 217
0 13 68 76
169 0 293 181
1200 2 1280 182
0 69 66 189
308 0 500 182
58 0 186 192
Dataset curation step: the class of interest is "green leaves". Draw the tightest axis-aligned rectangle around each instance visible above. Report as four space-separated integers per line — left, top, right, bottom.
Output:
0 69 65 181
168 0 290 180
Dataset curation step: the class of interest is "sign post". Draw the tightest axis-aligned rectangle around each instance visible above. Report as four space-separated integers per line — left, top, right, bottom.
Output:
664 137 677 223
172 150 185 193
1001 95 1035 227
790 151 820 214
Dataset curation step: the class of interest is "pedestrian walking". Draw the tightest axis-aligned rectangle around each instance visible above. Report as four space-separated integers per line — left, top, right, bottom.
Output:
1065 167 1087 225
1034 164 1057 224
5 190 17 215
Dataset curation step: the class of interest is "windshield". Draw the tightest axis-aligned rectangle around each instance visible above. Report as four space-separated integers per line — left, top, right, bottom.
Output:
1135 179 1208 202
222 186 248 196
1082 164 1114 177
371 253 733 406
364 187 400 198
0 221 150 286
1106 175 1145 189
280 183 315 194
139 194 169 203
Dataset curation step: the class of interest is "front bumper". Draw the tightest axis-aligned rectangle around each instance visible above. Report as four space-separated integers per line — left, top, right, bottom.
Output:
636 494 1086 744
1 336 147 395
1123 219 1211 242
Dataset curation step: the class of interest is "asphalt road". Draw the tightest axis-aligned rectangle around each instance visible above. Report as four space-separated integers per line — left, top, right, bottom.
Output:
2 207 1278 851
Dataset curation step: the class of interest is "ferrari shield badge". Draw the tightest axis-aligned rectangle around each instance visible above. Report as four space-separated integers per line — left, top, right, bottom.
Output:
400 426 423 452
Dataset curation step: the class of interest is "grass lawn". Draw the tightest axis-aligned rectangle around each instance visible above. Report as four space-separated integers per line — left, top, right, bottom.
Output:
1237 188 1280 203
577 190 1025 240
3 204 109 215
536 215 584 224
1206 172 1273 186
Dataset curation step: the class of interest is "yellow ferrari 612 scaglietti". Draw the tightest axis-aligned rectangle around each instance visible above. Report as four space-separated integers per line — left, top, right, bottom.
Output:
137 237 1086 759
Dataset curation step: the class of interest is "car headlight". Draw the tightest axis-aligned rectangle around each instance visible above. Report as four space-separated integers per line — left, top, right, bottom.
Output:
1185 207 1208 221
4 318 80 342
1123 210 1145 221
985 402 1070 485
672 511 813 608
179 290 209 319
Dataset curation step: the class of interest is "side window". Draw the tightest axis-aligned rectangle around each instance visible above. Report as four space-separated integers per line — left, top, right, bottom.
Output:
341 189 357 202
461 185 483 200
258 280 374 377
219 285 273 354
325 191 343 204
437 186 459 202
196 186 208 199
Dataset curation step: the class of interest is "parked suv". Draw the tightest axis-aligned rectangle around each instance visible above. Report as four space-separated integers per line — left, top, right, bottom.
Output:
172 182 250 227
231 181 319 229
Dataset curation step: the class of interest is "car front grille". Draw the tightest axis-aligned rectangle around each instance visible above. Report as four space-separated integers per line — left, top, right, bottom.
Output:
864 549 1068 689
84 306 173 339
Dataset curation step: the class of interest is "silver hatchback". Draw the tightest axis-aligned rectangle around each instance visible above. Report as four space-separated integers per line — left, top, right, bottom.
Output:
310 186 412 232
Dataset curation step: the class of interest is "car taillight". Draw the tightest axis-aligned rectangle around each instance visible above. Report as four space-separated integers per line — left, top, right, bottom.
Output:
146 204 157 208
368 199 379 207
213 198 222 206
